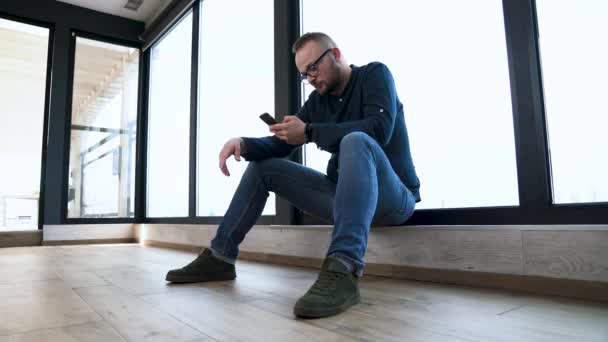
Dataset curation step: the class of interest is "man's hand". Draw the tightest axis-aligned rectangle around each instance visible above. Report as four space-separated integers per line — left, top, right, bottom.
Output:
219 137 243 176
270 115 306 145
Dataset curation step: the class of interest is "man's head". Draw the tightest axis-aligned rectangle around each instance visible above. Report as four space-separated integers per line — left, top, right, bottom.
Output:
293 32 348 96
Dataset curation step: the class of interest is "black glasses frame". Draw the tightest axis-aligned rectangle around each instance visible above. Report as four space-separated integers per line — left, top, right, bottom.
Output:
298 48 332 81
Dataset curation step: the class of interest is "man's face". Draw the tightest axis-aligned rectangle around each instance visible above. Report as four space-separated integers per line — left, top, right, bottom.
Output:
295 41 340 95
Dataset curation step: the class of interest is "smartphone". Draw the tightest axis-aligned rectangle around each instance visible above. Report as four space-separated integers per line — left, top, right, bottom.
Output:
259 112 277 126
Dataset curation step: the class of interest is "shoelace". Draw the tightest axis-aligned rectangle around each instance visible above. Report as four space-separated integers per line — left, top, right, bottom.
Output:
309 270 346 295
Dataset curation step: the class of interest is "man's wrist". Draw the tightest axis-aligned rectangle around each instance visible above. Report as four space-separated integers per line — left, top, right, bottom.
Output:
305 123 313 143
239 138 247 155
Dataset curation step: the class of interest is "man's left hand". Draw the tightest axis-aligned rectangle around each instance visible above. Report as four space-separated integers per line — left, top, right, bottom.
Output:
271 115 306 145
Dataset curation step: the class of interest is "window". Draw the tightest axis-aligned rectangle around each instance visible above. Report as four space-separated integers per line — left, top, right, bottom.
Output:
197 0 275 216
147 12 193 217
301 0 519 209
67 36 139 218
0 18 49 230
536 0 608 204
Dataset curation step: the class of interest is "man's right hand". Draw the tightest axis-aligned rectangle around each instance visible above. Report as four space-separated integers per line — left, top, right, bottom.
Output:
219 137 244 177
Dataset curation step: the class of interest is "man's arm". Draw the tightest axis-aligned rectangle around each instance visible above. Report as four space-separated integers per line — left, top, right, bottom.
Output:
240 103 312 161
308 63 398 152
240 135 297 161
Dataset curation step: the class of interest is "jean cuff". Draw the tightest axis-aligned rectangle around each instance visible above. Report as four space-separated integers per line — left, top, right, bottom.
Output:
328 252 364 277
209 246 237 265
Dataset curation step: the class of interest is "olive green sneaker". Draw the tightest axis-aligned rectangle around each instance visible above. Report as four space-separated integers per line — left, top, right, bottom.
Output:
294 256 360 318
165 248 236 283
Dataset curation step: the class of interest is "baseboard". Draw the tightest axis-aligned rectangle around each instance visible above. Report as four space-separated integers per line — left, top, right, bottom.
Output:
42 238 137 246
140 224 608 282
43 224 134 243
143 239 608 303
0 230 42 247
143 240 202 252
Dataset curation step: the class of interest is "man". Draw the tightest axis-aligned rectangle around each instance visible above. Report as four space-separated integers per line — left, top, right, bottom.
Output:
166 32 421 318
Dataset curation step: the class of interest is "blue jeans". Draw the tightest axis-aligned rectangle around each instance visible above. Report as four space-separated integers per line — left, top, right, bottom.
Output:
210 132 416 276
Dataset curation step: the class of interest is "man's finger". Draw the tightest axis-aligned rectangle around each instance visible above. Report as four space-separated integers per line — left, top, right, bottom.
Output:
271 123 286 131
283 115 295 122
219 155 228 173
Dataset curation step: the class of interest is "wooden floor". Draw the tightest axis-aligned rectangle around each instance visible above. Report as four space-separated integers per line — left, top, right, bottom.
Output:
0 244 606 342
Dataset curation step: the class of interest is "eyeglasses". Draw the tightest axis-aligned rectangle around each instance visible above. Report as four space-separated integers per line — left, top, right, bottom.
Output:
298 48 332 82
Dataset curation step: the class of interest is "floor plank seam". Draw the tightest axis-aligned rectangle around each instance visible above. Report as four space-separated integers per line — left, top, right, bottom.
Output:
497 305 526 316
70 285 130 342
136 291 220 341
0 318 104 338
99 321 129 342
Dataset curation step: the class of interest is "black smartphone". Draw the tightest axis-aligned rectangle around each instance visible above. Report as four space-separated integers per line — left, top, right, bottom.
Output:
259 112 277 126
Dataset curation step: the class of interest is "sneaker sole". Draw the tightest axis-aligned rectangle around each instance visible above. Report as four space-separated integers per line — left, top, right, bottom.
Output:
293 293 360 319
165 272 236 283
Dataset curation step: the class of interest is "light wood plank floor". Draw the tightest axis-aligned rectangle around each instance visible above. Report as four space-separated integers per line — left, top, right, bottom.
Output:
0 244 606 342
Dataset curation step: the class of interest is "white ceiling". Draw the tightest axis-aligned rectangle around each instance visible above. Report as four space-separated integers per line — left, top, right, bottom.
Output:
56 0 171 25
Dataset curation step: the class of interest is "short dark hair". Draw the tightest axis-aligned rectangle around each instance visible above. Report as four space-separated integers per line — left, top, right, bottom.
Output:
292 32 337 54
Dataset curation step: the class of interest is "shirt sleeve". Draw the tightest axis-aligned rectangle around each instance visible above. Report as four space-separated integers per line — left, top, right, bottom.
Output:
308 63 398 152
240 136 297 161
240 100 312 161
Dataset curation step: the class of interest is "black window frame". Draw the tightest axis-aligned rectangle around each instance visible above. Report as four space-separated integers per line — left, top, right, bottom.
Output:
144 8 196 221
0 0 145 226
296 0 608 225
140 0 608 225
63 30 143 224
2 0 606 227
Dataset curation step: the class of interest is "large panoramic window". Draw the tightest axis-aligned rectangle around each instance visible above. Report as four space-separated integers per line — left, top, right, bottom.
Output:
0 18 49 230
301 0 520 209
536 0 608 204
197 0 275 216
147 12 193 217
67 36 139 218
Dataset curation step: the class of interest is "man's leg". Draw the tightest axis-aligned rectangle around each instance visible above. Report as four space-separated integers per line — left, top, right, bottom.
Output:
166 157 336 283
210 157 336 261
329 131 416 275
294 132 416 318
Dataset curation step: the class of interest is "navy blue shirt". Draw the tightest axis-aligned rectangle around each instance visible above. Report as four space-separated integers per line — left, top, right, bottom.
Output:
242 62 421 202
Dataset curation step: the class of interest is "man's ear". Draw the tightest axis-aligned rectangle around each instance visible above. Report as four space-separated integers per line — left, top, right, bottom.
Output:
331 47 342 63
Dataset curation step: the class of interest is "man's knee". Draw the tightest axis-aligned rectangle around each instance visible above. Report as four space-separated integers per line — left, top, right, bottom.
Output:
249 158 283 172
247 158 288 181
340 131 374 151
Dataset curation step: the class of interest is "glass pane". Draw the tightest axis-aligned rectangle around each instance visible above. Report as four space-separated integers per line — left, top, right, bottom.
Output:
197 0 275 216
301 0 519 209
67 37 139 218
536 0 608 204
147 13 193 217
0 19 49 230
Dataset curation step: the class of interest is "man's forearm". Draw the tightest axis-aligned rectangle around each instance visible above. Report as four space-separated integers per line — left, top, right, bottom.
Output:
240 136 297 161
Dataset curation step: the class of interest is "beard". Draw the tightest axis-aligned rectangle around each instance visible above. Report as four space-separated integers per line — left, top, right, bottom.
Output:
313 63 341 96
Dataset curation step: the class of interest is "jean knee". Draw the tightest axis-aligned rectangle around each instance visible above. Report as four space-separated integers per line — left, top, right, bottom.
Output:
339 132 373 151
246 158 288 190
248 158 281 174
